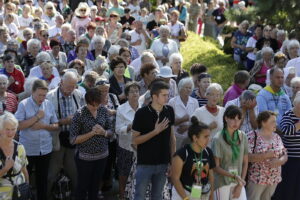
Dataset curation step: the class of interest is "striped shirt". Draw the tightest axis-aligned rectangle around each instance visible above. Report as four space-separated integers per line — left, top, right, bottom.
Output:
2 92 18 113
190 89 208 107
280 109 300 158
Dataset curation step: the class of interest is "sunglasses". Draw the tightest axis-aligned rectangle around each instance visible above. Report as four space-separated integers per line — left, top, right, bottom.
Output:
47 7 53 10
43 34 49 37
96 80 110 86
80 9 86 12
110 15 118 18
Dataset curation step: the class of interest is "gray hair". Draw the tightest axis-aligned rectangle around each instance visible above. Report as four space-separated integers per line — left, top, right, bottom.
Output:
159 25 170 34
62 71 78 82
206 83 223 96
178 77 194 93
27 38 41 51
0 74 8 86
291 77 300 87
141 51 155 63
277 29 286 37
238 20 249 30
92 36 105 46
287 39 300 54
108 45 121 56
24 77 39 94
169 53 183 65
61 23 72 31
240 90 256 101
0 111 18 130
35 52 51 65
261 47 274 56
117 39 129 48
293 91 300 106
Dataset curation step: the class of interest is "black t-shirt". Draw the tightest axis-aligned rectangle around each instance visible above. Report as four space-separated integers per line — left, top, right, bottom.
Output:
146 20 160 31
255 37 279 52
132 104 175 165
212 8 226 25
175 144 216 192
120 16 135 32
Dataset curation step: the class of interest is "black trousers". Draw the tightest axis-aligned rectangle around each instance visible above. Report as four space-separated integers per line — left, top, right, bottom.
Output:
103 140 117 182
27 153 52 200
272 157 300 199
75 156 107 200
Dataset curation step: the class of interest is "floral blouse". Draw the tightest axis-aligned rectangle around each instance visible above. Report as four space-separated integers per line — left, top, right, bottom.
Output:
247 131 286 185
0 142 28 200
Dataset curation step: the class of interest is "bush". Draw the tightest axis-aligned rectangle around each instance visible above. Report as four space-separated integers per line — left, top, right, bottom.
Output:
181 31 238 90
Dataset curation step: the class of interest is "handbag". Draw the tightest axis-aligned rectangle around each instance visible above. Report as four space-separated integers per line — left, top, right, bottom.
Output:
246 131 257 184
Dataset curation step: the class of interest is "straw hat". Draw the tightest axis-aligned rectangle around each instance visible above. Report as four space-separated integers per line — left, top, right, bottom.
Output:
75 2 90 17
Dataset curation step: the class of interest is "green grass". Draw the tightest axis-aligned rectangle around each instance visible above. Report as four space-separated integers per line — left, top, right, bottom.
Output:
180 31 238 90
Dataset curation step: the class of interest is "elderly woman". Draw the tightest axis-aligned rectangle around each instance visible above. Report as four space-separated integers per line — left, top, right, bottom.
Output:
20 28 34 56
0 112 29 200
47 40 67 69
75 40 95 72
191 73 212 107
119 47 135 80
169 77 199 149
71 2 91 37
168 10 187 47
68 59 85 77
21 38 41 77
15 79 59 200
39 61 61 90
193 83 225 144
231 20 252 67
0 75 18 113
105 12 122 45
169 53 189 84
109 56 132 104
287 39 300 60
247 111 287 200
212 105 248 200
91 36 107 58
249 47 274 87
290 77 300 102
150 25 179 68
116 82 140 200
70 87 112 200
42 2 58 27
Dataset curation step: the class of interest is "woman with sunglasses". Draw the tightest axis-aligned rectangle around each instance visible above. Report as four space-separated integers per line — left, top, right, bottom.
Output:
42 2 58 27
106 11 122 45
71 2 91 38
39 29 51 51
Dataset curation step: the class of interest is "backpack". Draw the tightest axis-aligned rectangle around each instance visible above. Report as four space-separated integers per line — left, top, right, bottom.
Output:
52 170 72 200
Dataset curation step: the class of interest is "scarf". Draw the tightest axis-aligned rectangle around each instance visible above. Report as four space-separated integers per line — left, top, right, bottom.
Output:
264 85 285 96
222 129 240 162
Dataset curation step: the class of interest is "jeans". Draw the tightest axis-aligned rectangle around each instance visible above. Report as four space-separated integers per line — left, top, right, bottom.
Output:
134 164 168 200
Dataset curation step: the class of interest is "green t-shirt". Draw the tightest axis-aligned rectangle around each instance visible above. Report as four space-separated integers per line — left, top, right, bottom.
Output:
211 130 248 189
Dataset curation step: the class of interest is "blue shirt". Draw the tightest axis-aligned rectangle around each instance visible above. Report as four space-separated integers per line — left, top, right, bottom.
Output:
233 30 252 55
256 88 292 124
15 96 58 156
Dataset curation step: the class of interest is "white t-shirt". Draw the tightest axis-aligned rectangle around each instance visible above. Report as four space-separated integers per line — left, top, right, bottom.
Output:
246 36 257 61
130 56 160 76
7 23 18 38
128 4 140 19
28 65 60 79
18 15 33 28
150 39 179 68
129 30 147 55
192 106 225 146
168 21 184 47
48 26 61 38
286 57 300 77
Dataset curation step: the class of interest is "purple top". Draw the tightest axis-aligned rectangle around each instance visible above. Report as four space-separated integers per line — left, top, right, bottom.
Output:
223 84 244 106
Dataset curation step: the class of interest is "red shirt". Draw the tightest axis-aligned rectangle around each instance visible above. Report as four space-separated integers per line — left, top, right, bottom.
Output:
2 68 25 94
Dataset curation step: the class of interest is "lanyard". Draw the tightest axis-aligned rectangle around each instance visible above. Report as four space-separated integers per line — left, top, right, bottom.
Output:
190 144 203 185
272 94 279 109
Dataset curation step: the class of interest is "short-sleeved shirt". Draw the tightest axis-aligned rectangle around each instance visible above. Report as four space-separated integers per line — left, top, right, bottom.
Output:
132 104 175 165
191 89 208 107
211 130 248 189
247 131 286 185
0 142 28 200
15 96 58 156
233 30 252 55
175 144 215 192
212 8 226 25
70 105 111 161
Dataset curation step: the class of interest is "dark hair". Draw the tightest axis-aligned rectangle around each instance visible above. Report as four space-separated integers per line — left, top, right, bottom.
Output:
140 63 156 78
2 54 14 62
190 63 207 75
188 116 209 141
223 105 242 129
255 24 264 30
85 87 102 105
257 111 276 129
124 7 131 13
50 39 61 48
234 70 250 84
198 73 211 81
110 56 127 71
68 59 84 69
124 81 140 96
4 49 17 57
119 47 131 56
150 79 169 97
32 79 48 92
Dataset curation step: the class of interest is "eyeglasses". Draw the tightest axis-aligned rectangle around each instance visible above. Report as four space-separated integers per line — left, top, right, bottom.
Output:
80 9 86 12
43 34 49 37
47 7 53 10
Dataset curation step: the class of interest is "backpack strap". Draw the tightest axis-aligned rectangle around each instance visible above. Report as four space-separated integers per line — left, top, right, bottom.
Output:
252 131 258 154
109 93 118 109
2 142 19 179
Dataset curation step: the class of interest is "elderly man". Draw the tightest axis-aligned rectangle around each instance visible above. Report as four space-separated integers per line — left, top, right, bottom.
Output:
225 90 258 134
0 26 9 54
48 15 64 40
47 71 84 200
257 67 292 125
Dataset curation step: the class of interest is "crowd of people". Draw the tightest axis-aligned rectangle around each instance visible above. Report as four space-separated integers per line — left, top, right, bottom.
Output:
0 0 299 200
